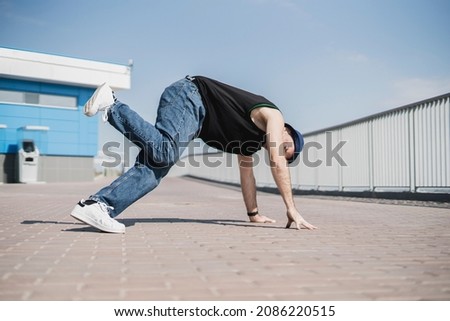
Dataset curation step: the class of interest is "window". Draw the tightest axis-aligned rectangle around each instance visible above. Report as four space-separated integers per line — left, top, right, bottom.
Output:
0 89 77 109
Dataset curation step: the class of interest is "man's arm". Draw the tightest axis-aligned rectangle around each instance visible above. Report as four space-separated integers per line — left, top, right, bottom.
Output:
237 154 258 213
237 154 276 223
263 109 317 230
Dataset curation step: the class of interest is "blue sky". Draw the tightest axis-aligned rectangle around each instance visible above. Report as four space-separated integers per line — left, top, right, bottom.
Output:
1 0 450 146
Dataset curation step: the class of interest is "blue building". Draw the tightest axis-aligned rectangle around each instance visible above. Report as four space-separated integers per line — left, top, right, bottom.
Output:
0 47 131 183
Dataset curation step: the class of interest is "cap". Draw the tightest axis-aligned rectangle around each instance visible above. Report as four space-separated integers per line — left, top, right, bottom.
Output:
284 123 304 164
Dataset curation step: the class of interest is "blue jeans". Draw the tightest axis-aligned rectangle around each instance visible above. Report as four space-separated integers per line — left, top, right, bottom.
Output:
91 78 206 217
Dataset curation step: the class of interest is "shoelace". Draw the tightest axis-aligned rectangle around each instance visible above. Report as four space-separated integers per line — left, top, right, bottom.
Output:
98 201 114 215
101 90 117 123
102 106 111 122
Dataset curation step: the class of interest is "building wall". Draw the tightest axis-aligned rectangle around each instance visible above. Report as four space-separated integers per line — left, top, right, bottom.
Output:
0 154 94 183
0 77 97 183
0 77 97 155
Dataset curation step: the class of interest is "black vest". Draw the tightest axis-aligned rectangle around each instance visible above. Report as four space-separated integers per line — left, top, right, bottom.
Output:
193 76 279 156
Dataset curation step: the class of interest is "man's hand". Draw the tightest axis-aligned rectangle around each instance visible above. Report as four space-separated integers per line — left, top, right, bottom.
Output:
285 208 317 230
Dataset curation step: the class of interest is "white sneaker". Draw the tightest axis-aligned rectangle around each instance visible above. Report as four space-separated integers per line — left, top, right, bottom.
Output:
71 199 125 234
84 83 115 119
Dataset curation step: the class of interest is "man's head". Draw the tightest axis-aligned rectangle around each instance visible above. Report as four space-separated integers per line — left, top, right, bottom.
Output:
283 123 304 164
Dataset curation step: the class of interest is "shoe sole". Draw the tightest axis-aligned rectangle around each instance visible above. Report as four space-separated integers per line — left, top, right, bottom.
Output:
70 207 125 234
84 82 108 116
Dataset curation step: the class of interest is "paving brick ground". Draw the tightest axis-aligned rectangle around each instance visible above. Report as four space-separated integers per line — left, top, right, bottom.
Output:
1 177 449 301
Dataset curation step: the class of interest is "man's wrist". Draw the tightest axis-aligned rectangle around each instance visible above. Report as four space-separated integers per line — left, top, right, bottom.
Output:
286 205 297 212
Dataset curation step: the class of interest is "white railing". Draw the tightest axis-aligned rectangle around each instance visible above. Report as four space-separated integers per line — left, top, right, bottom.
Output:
178 93 450 195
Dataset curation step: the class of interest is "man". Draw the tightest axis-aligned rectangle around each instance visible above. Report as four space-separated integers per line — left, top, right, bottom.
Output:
71 76 316 233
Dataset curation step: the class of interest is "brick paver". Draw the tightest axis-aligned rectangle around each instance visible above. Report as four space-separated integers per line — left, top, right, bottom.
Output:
1 177 449 300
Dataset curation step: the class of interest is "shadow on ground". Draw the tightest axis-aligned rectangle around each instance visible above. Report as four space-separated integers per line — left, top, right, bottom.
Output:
21 217 286 232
